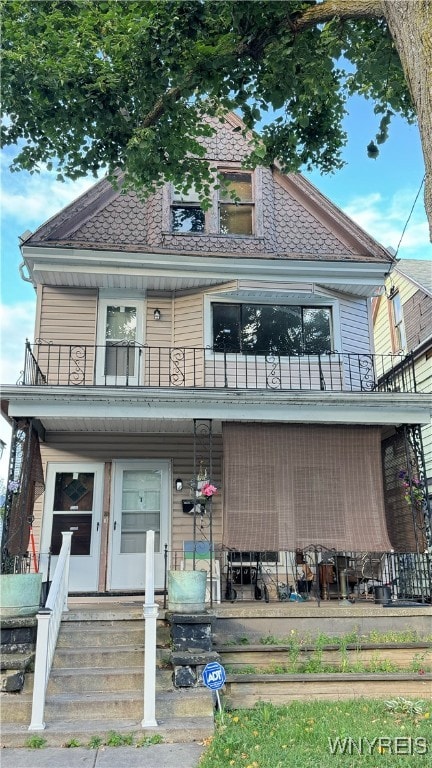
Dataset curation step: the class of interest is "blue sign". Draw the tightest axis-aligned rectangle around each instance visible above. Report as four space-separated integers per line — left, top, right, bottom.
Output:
202 661 226 690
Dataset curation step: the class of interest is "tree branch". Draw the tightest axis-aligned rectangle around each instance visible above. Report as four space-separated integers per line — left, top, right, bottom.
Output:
292 0 384 32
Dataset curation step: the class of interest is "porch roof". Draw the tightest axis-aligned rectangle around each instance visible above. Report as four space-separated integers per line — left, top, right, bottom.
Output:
2 386 430 433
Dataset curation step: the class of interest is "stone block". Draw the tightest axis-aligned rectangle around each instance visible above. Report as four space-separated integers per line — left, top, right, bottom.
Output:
171 621 213 651
1 669 25 692
173 665 196 688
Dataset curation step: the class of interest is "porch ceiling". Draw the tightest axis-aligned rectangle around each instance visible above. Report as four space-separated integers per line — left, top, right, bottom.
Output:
2 387 430 432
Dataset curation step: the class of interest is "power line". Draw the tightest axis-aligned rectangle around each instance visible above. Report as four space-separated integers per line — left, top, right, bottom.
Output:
394 175 426 258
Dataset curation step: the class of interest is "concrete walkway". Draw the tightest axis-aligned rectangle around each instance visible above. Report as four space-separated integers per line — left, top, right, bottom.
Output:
0 744 206 768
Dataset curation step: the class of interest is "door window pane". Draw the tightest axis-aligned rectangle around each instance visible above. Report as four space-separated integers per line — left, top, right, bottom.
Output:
54 472 94 511
104 306 137 377
51 513 92 555
106 306 136 342
120 471 161 554
105 345 136 377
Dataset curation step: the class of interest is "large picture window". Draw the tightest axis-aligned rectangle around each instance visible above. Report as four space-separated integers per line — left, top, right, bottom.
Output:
212 303 332 355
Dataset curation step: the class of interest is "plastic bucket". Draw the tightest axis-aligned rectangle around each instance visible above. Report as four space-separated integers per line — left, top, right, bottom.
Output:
374 585 392 605
168 569 207 613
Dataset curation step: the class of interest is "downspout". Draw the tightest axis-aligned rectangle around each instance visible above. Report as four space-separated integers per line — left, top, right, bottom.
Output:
19 261 33 284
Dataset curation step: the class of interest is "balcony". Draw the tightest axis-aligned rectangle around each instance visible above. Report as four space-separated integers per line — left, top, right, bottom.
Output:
21 342 419 394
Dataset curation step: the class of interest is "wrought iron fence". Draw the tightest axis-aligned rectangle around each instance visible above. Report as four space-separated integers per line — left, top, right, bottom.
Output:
164 547 431 606
21 341 419 393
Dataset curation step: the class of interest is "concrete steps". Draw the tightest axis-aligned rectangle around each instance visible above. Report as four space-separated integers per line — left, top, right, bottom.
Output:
1 610 215 747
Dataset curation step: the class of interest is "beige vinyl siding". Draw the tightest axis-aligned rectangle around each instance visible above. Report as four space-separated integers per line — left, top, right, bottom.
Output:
373 295 394 357
173 291 205 385
374 273 417 362
36 287 97 385
173 292 204 347
34 432 222 558
145 293 173 346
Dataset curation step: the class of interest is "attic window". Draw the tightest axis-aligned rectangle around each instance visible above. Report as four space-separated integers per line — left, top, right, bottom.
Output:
219 171 254 235
171 186 205 233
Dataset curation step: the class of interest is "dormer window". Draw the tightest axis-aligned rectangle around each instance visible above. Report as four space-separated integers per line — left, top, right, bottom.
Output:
171 186 205 233
219 171 254 235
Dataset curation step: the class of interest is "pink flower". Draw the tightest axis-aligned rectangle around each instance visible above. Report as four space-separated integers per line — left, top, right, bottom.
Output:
201 482 217 497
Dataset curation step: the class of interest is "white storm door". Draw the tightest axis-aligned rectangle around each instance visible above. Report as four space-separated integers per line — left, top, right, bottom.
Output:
96 300 144 385
40 463 104 592
109 461 170 590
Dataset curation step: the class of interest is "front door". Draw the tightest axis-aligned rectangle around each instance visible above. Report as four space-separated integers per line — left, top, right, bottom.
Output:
109 460 170 590
95 300 144 385
40 463 104 592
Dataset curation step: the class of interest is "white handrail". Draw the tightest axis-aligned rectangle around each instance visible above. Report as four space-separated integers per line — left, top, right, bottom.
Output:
28 531 73 731
142 529 159 728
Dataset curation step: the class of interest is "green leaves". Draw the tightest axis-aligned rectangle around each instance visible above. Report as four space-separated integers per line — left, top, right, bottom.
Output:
0 0 412 195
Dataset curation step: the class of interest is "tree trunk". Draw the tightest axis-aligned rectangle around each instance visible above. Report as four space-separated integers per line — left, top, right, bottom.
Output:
296 0 431 238
381 1 432 240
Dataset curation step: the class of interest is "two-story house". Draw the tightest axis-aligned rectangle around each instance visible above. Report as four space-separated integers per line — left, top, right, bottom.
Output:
1 113 431 601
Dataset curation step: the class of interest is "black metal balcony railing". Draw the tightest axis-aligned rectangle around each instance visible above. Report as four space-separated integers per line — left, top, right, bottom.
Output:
21 341 418 393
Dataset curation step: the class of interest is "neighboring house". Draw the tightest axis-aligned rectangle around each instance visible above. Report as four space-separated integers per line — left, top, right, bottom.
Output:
1 113 431 600
373 259 432 552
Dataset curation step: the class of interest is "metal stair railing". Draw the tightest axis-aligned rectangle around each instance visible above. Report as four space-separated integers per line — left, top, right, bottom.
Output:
28 531 72 731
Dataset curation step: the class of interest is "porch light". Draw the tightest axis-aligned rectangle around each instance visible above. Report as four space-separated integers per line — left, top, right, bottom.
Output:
0 439 5 459
175 478 183 491
153 308 161 321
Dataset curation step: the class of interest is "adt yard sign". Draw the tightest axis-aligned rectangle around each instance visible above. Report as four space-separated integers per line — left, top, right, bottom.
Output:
202 661 226 690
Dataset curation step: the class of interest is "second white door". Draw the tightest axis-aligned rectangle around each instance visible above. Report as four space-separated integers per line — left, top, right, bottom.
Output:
109 460 170 590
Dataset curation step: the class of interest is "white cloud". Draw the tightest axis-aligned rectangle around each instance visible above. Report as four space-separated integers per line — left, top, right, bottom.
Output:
0 300 36 480
0 300 36 385
0 170 96 228
343 188 431 257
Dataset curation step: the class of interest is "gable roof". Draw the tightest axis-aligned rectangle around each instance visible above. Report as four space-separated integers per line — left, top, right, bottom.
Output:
394 259 432 297
21 112 393 265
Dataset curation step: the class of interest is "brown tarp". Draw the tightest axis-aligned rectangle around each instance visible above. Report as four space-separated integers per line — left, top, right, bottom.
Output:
222 423 392 552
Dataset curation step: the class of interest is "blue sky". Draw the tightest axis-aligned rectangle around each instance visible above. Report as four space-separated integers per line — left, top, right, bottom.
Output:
0 94 431 476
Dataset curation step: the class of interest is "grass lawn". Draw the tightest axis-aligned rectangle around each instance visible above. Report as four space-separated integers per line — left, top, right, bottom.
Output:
199 699 431 768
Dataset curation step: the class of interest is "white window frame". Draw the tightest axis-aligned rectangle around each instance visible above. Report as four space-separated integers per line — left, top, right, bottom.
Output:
96 294 145 385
